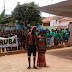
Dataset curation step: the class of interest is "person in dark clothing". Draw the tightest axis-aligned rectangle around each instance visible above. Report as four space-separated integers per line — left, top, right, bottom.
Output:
25 26 37 69
20 32 26 50
17 31 21 50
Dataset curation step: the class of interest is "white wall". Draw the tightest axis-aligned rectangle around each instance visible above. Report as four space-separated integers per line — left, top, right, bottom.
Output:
50 20 72 27
5 26 16 31
50 20 57 26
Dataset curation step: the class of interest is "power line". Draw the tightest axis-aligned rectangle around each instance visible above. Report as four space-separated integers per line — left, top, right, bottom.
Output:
4 0 5 16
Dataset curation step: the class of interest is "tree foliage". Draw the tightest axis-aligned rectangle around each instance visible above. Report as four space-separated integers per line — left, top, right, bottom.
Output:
12 2 42 26
0 9 14 24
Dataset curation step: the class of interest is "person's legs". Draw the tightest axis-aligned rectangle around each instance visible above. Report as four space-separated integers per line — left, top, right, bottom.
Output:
23 41 25 50
33 57 36 67
56 39 58 47
33 46 37 69
65 37 69 46
27 45 31 69
21 41 22 49
62 38 63 46
67 37 69 42
60 40 61 46
27 57 31 69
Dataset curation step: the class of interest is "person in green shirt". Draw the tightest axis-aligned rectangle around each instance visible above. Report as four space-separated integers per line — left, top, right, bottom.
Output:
8 34 11 38
36 30 40 36
50 29 55 37
65 28 70 42
44 30 48 37
61 29 65 40
59 31 63 46
47 31 51 38
54 30 57 46
55 30 61 47
50 29 55 46
61 29 65 45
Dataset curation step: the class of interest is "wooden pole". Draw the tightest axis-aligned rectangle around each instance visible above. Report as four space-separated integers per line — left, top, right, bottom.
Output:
17 46 18 50
4 48 6 52
1 48 3 53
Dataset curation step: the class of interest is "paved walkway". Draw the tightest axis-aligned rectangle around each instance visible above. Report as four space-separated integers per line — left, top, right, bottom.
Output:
0 47 72 72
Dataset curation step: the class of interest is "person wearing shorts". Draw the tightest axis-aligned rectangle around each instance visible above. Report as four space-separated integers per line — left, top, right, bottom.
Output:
25 26 37 69
28 45 36 57
50 29 55 46
65 28 70 42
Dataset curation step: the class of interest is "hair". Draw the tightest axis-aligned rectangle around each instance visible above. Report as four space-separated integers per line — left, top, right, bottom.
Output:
49 30 50 34
57 30 59 33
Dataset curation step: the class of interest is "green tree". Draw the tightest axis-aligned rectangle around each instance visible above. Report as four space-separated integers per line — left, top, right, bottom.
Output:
0 8 15 24
1 9 5 18
12 2 42 26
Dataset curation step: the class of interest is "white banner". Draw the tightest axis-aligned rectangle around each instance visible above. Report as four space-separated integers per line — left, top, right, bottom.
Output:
46 37 54 47
46 38 50 47
0 35 18 48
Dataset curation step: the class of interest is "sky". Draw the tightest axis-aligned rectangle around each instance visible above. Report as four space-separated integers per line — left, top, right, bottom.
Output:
0 0 66 17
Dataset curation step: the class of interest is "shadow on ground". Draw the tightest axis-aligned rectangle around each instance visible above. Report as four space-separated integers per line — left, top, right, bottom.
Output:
47 48 72 60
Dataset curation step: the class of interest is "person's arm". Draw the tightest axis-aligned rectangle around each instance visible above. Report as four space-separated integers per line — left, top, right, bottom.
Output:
45 37 47 50
37 37 39 50
69 31 70 36
25 34 29 50
35 35 37 47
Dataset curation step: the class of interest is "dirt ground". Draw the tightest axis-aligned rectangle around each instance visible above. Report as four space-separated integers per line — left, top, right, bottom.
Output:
0 47 72 72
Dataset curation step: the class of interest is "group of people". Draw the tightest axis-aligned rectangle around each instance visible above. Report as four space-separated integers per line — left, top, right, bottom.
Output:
0 29 26 51
44 28 70 47
25 27 70 69
0 27 70 51
0 26 70 69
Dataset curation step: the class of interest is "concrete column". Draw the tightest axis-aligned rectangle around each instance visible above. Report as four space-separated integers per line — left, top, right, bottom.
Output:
68 23 72 46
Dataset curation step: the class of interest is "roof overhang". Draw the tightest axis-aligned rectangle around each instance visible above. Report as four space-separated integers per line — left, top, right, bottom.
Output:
38 0 72 17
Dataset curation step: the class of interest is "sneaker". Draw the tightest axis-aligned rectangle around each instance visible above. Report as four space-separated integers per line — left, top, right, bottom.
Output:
27 67 31 69
33 66 37 69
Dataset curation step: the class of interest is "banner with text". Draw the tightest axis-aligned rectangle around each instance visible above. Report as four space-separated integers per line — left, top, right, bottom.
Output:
0 35 18 48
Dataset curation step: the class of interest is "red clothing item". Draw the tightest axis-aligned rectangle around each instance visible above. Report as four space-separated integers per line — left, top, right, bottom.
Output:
37 36 47 67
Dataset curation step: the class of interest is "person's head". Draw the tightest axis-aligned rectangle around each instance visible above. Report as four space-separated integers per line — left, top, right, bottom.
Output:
60 27 62 31
39 29 41 31
41 32 44 37
63 29 64 30
31 26 36 34
52 29 54 32
56 27 58 31
40 29 46 37
46 28 48 31
3 31 4 33
46 30 48 33
57 30 59 33
33 27 36 33
55 30 56 33
60 31 61 34
37 30 38 32
5 33 8 36
49 30 50 34
67 28 69 31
